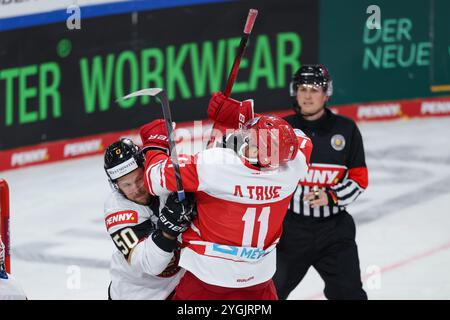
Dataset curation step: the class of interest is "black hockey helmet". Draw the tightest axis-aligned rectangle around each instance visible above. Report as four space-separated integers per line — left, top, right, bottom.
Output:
290 64 333 97
104 138 145 185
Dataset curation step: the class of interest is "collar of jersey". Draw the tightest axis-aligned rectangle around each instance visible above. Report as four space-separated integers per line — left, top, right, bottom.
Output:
298 107 333 130
241 157 262 172
240 157 281 173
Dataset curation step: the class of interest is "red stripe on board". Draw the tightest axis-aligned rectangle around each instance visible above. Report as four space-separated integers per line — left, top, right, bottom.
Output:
1 96 450 171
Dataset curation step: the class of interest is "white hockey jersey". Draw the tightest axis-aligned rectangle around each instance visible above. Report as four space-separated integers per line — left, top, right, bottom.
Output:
0 273 27 300
104 190 184 300
144 146 308 288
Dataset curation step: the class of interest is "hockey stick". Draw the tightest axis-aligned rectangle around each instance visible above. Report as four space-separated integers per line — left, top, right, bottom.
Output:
207 9 258 148
121 88 185 202
224 8 258 97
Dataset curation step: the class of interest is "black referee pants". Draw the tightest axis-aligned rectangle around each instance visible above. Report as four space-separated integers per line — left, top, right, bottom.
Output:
273 210 367 300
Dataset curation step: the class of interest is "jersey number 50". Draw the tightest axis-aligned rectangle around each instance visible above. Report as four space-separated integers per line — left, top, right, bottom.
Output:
113 228 139 255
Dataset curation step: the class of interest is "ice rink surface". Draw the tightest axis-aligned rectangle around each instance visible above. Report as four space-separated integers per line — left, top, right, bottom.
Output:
2 117 450 299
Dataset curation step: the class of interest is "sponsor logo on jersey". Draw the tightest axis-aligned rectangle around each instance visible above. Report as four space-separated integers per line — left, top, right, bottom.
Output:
11 148 48 167
237 276 255 283
421 101 450 115
64 139 103 157
300 164 346 187
331 134 346 151
357 104 401 119
207 244 270 262
105 210 138 230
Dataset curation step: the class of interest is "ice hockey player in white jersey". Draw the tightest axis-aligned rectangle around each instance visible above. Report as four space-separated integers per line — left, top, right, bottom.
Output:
0 239 26 300
103 138 195 300
139 105 312 299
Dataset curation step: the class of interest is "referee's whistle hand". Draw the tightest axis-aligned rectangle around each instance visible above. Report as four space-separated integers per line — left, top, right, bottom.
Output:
303 190 329 208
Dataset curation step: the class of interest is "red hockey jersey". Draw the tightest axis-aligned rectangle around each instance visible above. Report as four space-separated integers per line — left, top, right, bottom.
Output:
144 143 309 287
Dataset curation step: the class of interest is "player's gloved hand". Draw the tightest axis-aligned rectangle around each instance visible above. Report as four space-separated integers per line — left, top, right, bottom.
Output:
293 128 313 164
139 119 170 155
207 92 254 130
158 192 196 238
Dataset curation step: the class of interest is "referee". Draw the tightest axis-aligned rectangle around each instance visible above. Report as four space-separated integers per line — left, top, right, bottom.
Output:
273 65 368 300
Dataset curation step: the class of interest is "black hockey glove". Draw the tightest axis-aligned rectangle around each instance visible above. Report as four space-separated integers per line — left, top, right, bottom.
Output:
158 192 196 238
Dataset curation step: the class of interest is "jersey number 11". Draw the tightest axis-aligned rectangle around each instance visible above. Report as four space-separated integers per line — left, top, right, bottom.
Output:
241 207 270 248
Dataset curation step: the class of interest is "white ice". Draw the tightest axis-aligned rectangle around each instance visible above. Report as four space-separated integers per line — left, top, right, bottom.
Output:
2 117 450 299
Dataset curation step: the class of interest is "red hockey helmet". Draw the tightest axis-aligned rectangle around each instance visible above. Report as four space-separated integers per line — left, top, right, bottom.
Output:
240 115 299 168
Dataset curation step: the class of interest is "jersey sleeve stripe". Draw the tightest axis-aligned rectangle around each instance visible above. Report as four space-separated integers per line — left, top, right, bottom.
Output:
337 183 359 201
145 159 166 196
338 190 363 206
332 179 353 192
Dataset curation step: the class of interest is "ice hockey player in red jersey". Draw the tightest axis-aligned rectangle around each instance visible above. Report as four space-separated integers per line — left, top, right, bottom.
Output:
139 95 312 300
103 138 195 299
207 92 312 164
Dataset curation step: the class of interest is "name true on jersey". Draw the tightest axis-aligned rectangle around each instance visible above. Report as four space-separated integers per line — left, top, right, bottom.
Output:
234 185 282 200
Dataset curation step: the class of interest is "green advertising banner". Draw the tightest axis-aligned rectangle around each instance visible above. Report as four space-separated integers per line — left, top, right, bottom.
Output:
320 0 450 105
0 0 319 150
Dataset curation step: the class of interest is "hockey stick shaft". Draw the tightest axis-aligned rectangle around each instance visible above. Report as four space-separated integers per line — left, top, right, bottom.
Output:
223 8 258 97
157 91 186 202
120 88 185 202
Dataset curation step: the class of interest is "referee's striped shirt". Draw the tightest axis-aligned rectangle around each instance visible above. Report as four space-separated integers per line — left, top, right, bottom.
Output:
288 165 366 218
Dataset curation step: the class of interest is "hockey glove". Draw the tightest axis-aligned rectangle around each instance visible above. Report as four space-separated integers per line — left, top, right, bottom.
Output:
293 128 313 164
207 92 254 131
158 192 196 238
139 119 170 155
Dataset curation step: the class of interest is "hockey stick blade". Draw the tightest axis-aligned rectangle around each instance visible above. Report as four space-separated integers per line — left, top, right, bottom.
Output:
119 88 163 101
